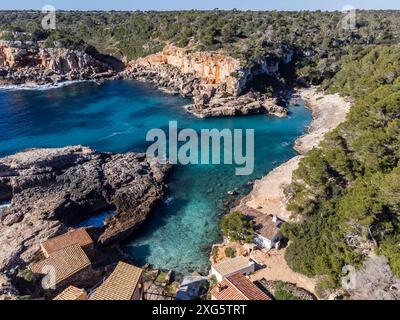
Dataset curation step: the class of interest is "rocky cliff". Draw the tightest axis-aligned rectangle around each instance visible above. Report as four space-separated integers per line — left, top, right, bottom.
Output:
132 45 242 95
0 41 290 118
0 41 118 85
123 45 289 118
0 146 171 285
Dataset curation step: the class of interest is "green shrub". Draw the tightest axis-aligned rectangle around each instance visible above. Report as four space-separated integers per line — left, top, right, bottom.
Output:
274 288 301 300
220 211 254 243
224 247 236 258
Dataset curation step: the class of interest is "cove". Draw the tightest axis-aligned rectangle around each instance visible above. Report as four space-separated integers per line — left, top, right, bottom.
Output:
0 80 312 274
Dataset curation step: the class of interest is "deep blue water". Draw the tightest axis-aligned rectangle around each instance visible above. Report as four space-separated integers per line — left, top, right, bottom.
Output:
0 80 312 274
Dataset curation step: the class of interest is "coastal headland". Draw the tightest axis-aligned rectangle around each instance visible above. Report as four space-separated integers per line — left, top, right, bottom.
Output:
0 146 171 298
0 41 289 118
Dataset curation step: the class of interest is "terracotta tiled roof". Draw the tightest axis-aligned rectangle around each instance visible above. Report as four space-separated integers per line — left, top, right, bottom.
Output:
30 244 91 286
90 262 143 300
212 256 252 278
41 228 93 256
53 286 88 300
211 273 270 300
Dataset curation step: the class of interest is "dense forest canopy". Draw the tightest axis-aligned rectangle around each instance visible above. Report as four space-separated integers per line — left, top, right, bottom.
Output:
1 10 400 74
282 45 400 294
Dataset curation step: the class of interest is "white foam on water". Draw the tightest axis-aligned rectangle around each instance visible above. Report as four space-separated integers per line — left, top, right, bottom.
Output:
0 80 91 92
0 202 11 213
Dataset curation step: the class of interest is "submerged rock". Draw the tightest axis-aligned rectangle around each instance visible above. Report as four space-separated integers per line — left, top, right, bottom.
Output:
0 146 171 276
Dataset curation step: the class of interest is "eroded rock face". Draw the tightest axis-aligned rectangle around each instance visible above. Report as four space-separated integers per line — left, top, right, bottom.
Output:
123 45 288 118
0 274 18 300
129 45 241 95
0 146 171 276
0 42 117 85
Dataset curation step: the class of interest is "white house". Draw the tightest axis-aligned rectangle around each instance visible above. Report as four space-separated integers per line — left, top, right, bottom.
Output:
211 256 255 282
252 214 283 250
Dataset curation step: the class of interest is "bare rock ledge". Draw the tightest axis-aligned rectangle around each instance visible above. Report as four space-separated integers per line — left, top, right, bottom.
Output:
0 146 171 276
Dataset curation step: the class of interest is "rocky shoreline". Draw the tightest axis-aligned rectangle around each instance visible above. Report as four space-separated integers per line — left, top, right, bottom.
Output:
0 41 290 118
0 146 171 297
122 61 288 118
0 42 121 86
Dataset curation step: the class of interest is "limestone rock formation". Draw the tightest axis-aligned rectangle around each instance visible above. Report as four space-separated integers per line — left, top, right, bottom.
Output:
129 45 241 95
0 146 171 277
0 41 118 86
0 274 18 300
347 256 400 300
187 92 288 118
123 45 289 118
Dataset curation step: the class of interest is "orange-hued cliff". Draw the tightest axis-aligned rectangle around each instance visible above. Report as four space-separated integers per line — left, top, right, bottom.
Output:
0 41 116 85
129 45 242 94
0 44 17 67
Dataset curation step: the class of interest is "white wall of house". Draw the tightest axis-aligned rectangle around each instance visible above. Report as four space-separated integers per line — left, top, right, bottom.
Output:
211 262 255 282
254 234 272 249
253 232 282 250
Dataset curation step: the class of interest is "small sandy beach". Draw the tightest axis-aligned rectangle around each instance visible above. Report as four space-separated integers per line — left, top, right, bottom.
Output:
294 87 352 155
245 87 352 221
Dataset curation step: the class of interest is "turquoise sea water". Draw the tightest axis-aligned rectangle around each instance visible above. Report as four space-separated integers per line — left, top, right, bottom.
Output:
0 80 312 274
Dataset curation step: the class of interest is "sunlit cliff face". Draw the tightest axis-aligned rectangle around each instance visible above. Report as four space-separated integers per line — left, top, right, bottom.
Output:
0 42 109 73
129 45 242 95
127 44 294 96
0 44 16 67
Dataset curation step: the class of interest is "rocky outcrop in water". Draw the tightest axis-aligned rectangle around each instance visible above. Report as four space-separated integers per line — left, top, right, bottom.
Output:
187 91 287 118
0 146 171 279
0 41 120 86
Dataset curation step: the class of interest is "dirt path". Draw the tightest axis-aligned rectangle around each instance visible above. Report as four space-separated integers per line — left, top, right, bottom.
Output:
250 248 318 295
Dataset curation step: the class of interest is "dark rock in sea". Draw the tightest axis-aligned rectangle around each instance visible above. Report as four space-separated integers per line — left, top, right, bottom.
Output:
0 146 171 277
